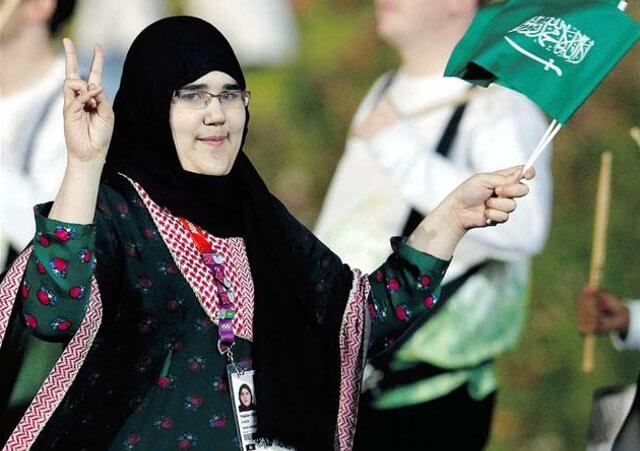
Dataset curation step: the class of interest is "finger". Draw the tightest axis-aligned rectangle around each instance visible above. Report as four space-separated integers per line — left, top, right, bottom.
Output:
485 197 516 213
93 89 112 116
63 38 80 79
69 87 104 113
495 182 529 198
523 167 536 180
597 316 625 334
87 44 104 86
485 208 509 223
493 165 523 178
63 78 88 108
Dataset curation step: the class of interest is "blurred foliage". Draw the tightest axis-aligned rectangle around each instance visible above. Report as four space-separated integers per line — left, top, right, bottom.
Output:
243 2 640 449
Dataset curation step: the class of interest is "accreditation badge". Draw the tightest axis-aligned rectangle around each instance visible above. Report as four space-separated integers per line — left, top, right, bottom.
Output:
227 362 258 450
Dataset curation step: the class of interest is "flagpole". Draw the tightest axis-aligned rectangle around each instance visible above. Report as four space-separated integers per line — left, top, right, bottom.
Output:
581 151 612 374
523 120 562 173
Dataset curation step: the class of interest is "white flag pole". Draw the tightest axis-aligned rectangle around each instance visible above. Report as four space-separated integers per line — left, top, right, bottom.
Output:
523 120 562 173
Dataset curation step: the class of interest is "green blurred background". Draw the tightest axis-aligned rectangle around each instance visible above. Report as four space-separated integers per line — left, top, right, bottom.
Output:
239 2 640 449
117 0 640 448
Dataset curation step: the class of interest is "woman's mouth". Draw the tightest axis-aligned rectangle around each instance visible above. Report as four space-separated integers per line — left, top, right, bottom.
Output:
198 135 227 147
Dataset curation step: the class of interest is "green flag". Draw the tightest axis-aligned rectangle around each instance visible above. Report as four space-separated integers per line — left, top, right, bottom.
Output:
445 0 640 124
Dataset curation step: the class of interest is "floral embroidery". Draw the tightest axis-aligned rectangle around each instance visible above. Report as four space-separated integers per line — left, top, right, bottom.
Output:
124 242 141 258
186 356 206 373
78 248 92 264
158 261 179 275
375 270 384 282
143 228 159 241
24 313 38 329
53 225 76 242
157 375 177 390
135 276 153 293
416 275 431 290
36 286 57 306
20 281 30 299
51 317 72 331
194 317 214 333
37 233 51 247
212 376 228 393
165 338 185 352
177 433 198 449
387 278 400 293
49 257 68 278
395 304 412 322
116 203 130 219
154 415 174 431
69 285 86 300
36 261 46 275
183 394 204 412
208 414 228 429
135 355 152 374
165 298 185 312
424 296 437 309
122 433 142 449
138 314 157 334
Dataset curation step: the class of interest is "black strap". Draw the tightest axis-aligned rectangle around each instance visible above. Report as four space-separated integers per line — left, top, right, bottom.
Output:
21 88 60 175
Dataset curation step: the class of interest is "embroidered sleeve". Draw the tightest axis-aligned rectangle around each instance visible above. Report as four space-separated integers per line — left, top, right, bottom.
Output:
366 237 449 357
20 203 97 340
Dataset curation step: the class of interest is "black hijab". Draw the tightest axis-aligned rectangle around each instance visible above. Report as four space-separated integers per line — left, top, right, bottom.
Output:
104 17 354 450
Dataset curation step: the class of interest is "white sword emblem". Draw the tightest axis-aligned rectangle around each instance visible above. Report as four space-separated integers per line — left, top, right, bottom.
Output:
504 36 563 77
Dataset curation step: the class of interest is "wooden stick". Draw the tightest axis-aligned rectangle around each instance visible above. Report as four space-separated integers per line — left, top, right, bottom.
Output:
582 151 613 374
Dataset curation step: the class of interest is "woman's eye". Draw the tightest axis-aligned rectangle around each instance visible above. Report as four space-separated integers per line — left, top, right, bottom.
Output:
179 92 202 102
220 91 239 102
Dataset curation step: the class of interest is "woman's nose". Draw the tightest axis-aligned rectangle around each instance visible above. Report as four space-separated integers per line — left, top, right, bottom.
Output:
203 99 226 125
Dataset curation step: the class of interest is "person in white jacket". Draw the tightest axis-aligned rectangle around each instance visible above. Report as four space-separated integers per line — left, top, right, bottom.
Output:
0 0 77 271
315 0 553 449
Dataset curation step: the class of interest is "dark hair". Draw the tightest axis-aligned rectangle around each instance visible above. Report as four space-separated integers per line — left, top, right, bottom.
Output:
48 0 77 35
238 384 253 405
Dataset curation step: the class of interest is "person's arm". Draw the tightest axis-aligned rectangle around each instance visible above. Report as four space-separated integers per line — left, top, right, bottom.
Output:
365 165 532 354
18 38 115 338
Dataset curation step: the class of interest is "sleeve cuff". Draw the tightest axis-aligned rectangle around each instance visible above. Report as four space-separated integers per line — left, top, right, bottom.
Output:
611 300 640 351
391 236 450 285
34 202 96 241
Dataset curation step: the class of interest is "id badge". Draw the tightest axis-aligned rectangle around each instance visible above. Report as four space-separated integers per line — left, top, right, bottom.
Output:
227 362 258 450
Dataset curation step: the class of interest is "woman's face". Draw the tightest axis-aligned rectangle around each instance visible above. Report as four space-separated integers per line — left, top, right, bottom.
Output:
240 387 252 406
170 70 246 175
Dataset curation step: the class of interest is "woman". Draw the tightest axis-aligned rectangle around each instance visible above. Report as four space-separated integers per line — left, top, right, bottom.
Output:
238 384 256 412
0 17 532 451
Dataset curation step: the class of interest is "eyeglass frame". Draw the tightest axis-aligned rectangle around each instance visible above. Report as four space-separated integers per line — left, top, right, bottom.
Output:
172 89 251 110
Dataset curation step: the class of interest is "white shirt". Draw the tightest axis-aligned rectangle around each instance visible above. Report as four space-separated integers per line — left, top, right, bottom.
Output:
0 57 67 268
613 300 640 351
315 73 553 281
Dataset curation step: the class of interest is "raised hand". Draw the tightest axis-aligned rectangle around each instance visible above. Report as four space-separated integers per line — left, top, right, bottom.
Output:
62 38 114 163
408 166 533 260
446 166 532 230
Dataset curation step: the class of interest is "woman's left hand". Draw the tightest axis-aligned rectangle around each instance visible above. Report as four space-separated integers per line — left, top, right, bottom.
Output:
407 165 533 259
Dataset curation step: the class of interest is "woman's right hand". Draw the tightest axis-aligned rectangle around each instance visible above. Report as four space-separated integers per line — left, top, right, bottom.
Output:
62 38 114 164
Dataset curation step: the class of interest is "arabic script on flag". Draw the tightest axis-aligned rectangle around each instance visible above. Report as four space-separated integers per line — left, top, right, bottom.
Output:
510 16 595 64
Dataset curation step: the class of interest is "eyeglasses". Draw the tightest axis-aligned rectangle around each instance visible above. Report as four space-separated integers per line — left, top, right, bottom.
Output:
173 89 251 110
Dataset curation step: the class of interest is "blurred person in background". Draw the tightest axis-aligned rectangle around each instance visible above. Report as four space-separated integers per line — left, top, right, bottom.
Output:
0 0 76 440
315 0 553 449
576 287 640 450
0 0 76 272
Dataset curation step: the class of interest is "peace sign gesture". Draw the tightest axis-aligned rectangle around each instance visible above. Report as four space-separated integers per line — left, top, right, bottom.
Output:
62 38 114 164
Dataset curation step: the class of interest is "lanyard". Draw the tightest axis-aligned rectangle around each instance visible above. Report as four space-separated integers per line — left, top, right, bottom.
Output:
179 217 236 360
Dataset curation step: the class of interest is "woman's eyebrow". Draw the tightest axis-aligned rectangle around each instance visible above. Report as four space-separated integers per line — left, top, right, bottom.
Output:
180 83 208 90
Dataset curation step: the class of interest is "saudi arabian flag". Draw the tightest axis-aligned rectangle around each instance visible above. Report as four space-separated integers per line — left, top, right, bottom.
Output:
445 0 640 125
